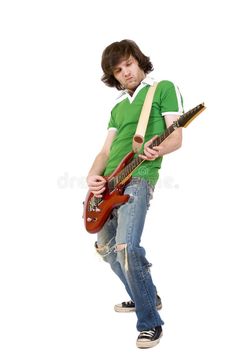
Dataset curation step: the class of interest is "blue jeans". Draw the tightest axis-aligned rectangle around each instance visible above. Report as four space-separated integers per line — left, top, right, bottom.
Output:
96 177 164 331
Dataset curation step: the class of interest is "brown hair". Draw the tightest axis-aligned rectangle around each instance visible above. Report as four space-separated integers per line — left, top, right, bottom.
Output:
101 39 154 90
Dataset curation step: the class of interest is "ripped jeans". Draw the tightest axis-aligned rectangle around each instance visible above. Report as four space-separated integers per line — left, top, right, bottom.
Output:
96 177 164 331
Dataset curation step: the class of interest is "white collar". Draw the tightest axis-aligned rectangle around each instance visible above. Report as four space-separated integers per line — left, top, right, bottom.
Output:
116 76 157 103
142 76 156 86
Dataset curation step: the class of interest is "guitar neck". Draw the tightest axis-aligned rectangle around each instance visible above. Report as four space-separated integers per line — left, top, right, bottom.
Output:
149 124 176 148
114 123 176 186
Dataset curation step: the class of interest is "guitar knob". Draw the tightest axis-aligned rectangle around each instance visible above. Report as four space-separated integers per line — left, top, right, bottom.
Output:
87 217 93 222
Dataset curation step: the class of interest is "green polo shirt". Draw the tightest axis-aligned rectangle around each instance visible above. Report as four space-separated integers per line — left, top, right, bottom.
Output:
103 79 183 187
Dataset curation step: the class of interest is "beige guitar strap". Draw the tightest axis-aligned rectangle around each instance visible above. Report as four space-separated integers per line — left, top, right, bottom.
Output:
132 81 158 153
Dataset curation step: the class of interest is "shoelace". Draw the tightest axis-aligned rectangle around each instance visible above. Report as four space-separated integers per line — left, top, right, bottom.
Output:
123 300 134 306
139 328 155 338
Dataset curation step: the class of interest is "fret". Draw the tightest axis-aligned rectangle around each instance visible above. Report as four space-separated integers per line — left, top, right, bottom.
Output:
162 130 166 141
108 178 114 193
114 176 119 186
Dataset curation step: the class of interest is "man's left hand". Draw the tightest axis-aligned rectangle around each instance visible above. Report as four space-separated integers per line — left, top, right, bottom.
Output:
139 135 164 161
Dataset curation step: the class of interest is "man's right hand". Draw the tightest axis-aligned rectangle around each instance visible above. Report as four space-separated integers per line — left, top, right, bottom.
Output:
86 175 106 197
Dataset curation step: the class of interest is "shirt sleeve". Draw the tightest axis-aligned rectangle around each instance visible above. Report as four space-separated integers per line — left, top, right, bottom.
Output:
159 80 184 116
107 110 118 131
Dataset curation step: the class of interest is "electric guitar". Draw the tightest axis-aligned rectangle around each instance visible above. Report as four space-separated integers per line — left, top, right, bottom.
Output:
83 103 206 233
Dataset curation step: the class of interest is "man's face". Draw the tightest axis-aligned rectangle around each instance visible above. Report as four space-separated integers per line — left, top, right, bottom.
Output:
113 55 145 92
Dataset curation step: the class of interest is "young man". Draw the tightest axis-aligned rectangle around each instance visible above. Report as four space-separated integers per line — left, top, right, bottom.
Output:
86 39 183 349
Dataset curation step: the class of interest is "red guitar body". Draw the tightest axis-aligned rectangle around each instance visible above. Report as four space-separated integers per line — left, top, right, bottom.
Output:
83 151 135 233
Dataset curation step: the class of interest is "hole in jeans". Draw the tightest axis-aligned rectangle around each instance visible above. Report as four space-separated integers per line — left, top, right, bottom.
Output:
116 243 127 252
116 243 128 271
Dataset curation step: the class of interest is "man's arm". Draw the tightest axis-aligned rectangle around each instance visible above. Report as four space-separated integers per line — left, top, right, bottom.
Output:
159 114 182 155
86 129 117 196
140 114 182 160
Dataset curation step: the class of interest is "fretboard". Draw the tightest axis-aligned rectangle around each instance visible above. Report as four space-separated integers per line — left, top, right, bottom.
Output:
108 123 177 191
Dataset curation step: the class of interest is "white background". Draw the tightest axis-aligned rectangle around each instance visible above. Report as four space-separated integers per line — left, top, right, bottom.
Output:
0 0 236 353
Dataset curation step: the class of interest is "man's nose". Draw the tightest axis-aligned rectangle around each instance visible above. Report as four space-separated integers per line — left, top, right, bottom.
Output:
123 67 130 77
